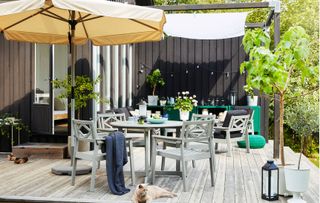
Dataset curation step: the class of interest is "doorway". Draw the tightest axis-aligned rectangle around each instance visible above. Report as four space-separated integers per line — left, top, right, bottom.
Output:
32 44 68 136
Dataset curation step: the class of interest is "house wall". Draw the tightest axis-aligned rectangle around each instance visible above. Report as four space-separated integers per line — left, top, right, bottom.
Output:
0 34 33 151
134 36 269 138
0 34 95 150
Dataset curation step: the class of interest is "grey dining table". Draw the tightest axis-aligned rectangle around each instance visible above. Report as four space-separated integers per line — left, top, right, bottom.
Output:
110 120 183 182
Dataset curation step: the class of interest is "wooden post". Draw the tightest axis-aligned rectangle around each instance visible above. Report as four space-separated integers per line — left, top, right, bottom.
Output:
273 11 280 159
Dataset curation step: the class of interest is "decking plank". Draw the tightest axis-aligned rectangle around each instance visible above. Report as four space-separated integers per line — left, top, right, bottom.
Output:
0 143 318 203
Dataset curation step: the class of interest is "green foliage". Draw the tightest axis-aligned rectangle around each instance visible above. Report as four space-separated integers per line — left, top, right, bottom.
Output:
146 69 165 95
285 93 319 139
52 75 105 118
174 91 196 112
240 26 318 165
0 113 30 138
280 0 319 66
240 26 317 97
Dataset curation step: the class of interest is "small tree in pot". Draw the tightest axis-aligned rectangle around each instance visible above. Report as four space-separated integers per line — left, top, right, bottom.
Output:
240 26 317 166
52 75 104 119
146 69 165 106
284 93 318 201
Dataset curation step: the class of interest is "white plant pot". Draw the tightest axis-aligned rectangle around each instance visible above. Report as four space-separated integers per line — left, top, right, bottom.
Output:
148 95 158 106
278 165 293 196
179 110 189 121
67 136 90 158
247 96 258 106
159 100 167 106
284 166 310 203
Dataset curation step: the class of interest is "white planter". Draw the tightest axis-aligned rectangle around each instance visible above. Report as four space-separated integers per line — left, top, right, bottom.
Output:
278 165 293 196
148 95 158 106
285 166 310 203
159 100 167 106
179 110 189 121
247 96 258 106
67 136 90 158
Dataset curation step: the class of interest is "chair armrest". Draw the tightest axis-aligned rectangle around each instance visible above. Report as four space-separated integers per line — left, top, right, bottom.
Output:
153 135 182 141
97 128 117 133
213 126 229 131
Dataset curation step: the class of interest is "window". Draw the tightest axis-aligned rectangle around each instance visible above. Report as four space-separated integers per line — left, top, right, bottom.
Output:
34 44 50 104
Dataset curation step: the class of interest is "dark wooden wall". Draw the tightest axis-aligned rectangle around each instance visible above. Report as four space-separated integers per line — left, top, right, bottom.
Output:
134 37 247 104
134 36 269 138
0 33 94 149
0 34 33 151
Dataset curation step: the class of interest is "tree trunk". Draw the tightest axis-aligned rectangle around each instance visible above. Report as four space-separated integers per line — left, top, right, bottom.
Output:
152 85 156 96
77 110 80 119
279 94 285 166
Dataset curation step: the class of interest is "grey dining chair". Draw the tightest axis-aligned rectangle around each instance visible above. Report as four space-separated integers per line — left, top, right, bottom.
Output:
160 114 216 170
150 119 215 192
96 113 137 185
71 119 106 192
214 110 250 156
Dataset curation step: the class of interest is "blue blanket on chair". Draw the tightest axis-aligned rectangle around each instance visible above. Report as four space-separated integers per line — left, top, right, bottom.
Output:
105 131 130 195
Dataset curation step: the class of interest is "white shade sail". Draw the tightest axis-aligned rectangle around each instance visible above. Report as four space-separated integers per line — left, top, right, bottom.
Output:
164 12 248 40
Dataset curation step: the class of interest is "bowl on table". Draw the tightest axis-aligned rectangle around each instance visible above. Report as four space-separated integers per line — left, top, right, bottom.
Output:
147 117 167 124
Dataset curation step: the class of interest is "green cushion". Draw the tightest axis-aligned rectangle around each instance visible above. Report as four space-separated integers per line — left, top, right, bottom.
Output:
237 135 266 149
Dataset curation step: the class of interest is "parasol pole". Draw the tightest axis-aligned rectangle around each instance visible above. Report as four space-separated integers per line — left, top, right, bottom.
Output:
52 11 91 175
70 11 76 166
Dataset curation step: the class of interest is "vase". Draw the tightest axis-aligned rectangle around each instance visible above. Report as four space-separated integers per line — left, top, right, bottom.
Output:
179 110 189 121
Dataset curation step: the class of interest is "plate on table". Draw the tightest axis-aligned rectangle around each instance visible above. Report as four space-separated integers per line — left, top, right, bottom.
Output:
147 118 167 124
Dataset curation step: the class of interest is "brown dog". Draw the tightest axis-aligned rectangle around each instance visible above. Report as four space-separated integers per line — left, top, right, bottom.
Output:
132 184 177 203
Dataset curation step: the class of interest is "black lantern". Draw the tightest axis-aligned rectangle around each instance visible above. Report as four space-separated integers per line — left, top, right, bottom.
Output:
261 160 279 201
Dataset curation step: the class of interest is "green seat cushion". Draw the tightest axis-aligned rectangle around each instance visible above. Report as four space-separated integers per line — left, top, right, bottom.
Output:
237 135 266 149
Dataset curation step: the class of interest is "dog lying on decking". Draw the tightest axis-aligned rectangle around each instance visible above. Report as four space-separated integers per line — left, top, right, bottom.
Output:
132 184 177 203
7 153 28 164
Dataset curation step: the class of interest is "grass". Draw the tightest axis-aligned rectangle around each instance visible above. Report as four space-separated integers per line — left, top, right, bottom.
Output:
308 153 319 168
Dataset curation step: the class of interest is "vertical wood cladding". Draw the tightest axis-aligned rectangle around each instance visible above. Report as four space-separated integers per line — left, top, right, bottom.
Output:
134 37 248 104
134 37 268 138
0 34 33 151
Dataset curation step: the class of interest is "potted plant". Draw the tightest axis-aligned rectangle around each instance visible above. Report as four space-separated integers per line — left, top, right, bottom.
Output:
159 97 167 106
283 94 318 202
146 69 165 106
174 91 196 121
0 113 30 150
53 75 107 155
240 26 318 194
247 95 258 106
52 75 104 119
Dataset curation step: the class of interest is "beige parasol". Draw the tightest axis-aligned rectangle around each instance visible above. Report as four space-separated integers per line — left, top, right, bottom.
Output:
0 0 165 175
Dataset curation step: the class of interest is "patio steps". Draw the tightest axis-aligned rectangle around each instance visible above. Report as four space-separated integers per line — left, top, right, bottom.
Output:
12 142 68 159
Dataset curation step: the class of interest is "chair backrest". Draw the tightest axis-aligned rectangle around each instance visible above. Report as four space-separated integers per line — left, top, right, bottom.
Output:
97 113 126 130
191 114 216 121
222 110 248 127
227 114 250 133
232 106 254 120
72 119 97 143
180 120 214 143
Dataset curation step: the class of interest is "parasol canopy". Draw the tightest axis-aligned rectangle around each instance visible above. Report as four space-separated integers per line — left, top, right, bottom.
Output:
0 0 166 45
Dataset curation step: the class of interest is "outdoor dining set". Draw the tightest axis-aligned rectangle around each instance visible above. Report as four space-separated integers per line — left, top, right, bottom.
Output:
70 107 251 193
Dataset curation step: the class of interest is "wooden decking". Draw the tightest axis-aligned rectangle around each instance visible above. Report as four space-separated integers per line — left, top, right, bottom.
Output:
0 141 318 203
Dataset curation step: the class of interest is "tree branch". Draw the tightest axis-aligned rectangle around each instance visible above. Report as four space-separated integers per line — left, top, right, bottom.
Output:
283 66 294 94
